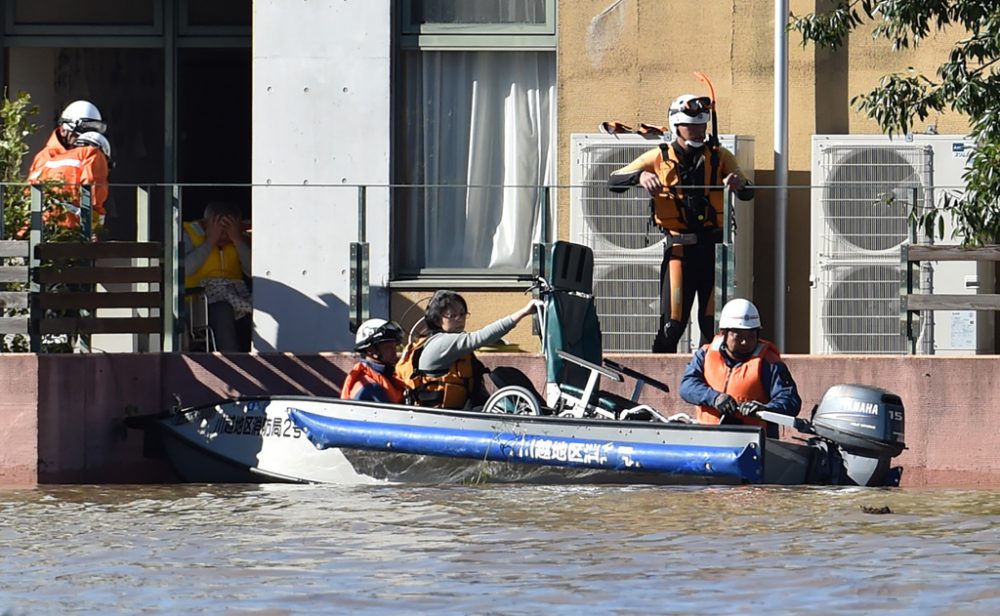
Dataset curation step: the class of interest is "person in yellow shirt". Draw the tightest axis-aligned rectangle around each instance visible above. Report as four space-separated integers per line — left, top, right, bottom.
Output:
183 201 251 351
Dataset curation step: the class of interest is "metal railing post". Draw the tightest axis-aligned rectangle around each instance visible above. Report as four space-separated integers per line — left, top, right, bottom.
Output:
80 184 93 241
28 186 42 352
349 185 370 333
714 188 734 329
540 185 550 245
915 186 934 354
162 185 182 352
136 186 151 352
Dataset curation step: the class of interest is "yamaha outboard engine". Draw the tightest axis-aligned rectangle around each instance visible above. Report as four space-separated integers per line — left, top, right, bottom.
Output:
811 384 906 486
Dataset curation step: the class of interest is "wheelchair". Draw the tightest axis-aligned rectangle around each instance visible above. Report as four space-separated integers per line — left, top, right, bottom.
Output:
482 241 671 422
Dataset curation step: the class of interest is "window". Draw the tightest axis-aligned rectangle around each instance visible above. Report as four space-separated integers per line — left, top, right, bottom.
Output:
400 0 555 49
394 1 555 278
7 0 159 35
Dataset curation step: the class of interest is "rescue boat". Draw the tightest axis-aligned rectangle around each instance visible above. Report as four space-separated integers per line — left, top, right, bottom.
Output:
127 242 905 486
129 383 904 486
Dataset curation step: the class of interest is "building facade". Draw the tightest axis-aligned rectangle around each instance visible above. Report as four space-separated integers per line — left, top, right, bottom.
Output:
1 0 972 353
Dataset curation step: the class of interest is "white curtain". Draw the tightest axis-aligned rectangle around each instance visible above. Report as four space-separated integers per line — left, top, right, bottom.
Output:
398 50 555 271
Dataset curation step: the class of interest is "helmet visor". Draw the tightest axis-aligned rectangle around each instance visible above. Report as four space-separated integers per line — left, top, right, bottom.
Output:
357 322 402 350
677 96 713 118
64 118 108 135
78 119 108 134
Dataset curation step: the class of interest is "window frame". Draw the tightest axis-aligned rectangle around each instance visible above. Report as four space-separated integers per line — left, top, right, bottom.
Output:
4 0 162 37
398 0 556 50
391 1 557 281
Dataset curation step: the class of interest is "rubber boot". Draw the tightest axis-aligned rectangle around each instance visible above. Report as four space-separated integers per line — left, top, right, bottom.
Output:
652 320 685 353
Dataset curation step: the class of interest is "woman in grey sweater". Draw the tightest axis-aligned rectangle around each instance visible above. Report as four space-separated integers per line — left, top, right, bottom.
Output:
398 290 541 408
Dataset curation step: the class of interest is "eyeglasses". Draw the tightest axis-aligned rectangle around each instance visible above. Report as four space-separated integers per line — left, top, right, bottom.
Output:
674 96 713 118
442 311 469 320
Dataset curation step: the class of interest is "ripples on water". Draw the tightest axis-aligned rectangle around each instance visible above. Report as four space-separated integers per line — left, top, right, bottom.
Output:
1 483 998 614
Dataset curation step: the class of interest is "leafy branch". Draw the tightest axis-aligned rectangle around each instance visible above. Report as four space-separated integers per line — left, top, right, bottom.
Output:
790 1 1000 245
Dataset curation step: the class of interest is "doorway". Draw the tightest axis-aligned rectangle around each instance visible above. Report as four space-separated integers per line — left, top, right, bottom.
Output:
177 47 252 223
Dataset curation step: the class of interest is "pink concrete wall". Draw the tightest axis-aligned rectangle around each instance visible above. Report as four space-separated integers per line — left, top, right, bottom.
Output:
0 355 38 486
36 355 172 483
3 352 999 487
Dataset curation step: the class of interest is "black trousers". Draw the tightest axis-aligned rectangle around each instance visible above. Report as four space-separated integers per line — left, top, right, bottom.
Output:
652 237 716 354
208 300 252 352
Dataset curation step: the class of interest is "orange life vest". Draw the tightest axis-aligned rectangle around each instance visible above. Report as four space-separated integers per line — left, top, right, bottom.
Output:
614 143 744 233
341 361 406 404
395 335 475 409
695 334 781 429
28 131 109 230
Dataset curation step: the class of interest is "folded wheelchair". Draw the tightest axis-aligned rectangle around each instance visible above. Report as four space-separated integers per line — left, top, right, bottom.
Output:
482 241 672 422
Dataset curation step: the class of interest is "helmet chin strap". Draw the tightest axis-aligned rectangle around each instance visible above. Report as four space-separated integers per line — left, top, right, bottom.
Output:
680 139 705 148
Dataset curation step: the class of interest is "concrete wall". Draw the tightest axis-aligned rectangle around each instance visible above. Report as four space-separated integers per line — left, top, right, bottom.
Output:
1 353 998 488
251 0 392 352
0 355 38 486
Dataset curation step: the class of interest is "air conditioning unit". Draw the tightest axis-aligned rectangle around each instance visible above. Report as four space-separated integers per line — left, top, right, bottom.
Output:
570 133 755 352
810 134 993 355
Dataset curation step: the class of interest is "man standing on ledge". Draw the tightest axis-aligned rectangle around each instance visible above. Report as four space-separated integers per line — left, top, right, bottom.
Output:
608 93 753 353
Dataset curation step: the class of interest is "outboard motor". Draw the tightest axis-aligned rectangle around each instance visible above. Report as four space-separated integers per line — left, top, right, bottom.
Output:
811 384 906 486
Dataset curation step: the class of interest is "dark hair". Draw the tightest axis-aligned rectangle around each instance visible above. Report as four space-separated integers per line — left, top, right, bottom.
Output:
424 290 467 331
204 201 242 220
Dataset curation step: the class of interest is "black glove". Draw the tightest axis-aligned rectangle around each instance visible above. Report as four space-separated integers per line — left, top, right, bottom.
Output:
714 393 738 416
738 400 767 416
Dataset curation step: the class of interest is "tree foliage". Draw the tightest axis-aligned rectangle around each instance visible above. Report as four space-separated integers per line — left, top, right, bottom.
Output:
1 90 39 239
0 91 38 351
790 0 1000 245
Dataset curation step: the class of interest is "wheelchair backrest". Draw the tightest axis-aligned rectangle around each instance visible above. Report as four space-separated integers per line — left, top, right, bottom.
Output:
542 242 603 385
547 241 593 294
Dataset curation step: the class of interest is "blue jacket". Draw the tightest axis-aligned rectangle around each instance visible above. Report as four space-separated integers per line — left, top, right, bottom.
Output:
679 346 801 417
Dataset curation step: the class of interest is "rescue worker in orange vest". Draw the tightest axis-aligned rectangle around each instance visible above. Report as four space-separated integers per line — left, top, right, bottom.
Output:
396 290 541 409
28 100 111 233
342 318 407 404
608 94 754 353
183 201 251 352
679 298 800 438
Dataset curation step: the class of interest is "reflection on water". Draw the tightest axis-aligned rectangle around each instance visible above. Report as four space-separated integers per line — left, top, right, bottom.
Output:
1 484 999 614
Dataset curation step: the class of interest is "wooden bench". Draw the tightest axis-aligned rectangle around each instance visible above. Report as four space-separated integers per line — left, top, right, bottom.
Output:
29 241 164 350
0 239 30 336
900 243 1000 353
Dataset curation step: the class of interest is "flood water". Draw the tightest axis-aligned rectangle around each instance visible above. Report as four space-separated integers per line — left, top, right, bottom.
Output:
1 484 998 614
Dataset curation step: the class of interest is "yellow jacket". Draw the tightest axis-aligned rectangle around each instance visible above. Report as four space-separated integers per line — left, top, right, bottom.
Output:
183 221 244 289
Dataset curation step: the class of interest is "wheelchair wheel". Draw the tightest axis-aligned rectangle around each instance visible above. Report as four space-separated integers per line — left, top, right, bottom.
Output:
483 385 541 416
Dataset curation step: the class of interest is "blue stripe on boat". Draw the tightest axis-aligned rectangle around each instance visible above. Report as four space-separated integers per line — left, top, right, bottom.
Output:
288 408 762 482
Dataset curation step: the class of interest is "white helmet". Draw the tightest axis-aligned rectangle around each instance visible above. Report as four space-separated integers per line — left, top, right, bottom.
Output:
719 298 761 330
668 94 712 146
75 132 111 159
354 318 403 352
59 100 107 135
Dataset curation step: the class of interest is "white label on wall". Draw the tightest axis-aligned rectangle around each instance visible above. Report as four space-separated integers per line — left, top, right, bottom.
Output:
949 310 976 349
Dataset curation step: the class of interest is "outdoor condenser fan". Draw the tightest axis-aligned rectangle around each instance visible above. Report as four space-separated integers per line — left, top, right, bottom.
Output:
580 142 663 253
823 146 926 254
592 261 660 353
820 263 908 354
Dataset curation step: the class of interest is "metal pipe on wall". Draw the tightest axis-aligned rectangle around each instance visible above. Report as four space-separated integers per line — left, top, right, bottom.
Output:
774 0 789 349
